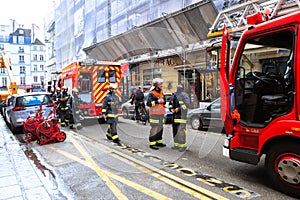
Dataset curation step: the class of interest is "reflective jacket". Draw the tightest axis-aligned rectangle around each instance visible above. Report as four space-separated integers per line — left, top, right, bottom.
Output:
146 89 166 115
67 94 83 110
58 92 70 111
169 91 190 121
102 91 120 118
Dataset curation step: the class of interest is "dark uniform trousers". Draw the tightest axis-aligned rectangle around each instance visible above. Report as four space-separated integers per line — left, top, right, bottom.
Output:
149 115 165 146
103 93 120 142
169 94 190 149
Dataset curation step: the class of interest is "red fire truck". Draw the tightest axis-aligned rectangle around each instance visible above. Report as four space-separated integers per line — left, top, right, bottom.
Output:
61 59 123 121
208 0 300 198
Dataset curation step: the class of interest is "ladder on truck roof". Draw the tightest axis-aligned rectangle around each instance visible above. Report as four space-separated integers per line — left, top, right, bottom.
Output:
207 0 300 38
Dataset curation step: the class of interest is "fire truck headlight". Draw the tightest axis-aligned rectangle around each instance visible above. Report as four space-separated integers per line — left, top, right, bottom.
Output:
84 110 88 115
223 135 233 158
224 137 230 147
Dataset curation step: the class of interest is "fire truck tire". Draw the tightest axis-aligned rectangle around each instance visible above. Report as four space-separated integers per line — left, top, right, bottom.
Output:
56 131 66 142
265 142 300 198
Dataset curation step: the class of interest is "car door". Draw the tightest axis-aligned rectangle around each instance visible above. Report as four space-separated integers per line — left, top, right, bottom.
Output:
208 98 222 128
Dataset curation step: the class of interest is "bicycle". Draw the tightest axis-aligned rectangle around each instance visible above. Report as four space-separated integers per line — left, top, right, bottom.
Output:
136 102 148 125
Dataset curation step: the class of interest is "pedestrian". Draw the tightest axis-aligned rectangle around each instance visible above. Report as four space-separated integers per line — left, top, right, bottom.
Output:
146 78 166 150
67 88 83 130
102 83 121 143
130 86 145 121
59 86 71 128
169 84 190 152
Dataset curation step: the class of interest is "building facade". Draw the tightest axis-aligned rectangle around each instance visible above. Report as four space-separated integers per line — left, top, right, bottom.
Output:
47 0 224 104
0 20 46 91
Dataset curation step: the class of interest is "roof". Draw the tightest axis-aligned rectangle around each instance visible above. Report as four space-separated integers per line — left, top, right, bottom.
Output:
32 38 44 45
83 0 217 61
10 28 31 37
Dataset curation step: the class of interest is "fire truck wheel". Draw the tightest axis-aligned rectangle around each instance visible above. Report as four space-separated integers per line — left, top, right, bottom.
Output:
265 142 300 198
56 131 66 142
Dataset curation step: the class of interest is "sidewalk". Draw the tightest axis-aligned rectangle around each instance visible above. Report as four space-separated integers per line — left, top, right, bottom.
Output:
0 118 52 200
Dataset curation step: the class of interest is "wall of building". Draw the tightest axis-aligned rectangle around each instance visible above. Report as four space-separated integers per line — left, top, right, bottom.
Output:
0 23 46 89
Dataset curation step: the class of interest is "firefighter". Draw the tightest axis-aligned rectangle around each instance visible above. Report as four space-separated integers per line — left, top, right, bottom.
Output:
169 84 190 152
146 78 166 150
102 83 121 143
67 88 83 130
59 86 71 128
52 87 61 119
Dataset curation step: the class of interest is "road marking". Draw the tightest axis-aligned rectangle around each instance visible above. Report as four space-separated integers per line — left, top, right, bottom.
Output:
67 132 229 200
62 135 128 200
110 150 217 200
47 135 171 200
72 131 259 199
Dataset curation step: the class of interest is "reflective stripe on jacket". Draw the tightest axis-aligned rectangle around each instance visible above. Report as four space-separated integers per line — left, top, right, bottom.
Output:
146 89 166 115
102 91 120 117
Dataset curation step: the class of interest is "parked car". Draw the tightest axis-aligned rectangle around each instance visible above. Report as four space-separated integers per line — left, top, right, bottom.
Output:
121 99 135 119
1 95 12 118
187 98 223 130
4 92 54 133
0 99 6 116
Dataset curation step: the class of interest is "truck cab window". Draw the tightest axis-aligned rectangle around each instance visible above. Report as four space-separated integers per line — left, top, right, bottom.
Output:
235 29 294 126
97 70 105 83
79 73 92 92
108 70 116 83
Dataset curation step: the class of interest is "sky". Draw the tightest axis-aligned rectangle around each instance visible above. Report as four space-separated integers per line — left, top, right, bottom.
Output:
0 0 54 30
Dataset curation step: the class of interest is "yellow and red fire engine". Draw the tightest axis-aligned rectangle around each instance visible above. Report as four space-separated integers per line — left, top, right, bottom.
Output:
61 59 126 121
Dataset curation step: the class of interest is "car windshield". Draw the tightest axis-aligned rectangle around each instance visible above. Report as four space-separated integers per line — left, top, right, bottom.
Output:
16 94 52 107
210 98 220 110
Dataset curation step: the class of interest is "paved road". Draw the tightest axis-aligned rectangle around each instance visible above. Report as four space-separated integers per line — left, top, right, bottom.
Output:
7 116 299 200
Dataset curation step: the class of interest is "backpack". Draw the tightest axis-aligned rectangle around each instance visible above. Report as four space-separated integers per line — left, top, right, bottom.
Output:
135 90 144 101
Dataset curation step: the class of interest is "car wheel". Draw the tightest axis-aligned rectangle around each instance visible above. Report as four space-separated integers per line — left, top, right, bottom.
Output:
191 116 202 130
122 108 129 119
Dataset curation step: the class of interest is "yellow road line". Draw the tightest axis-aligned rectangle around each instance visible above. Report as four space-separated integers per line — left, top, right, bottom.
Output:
68 132 228 200
111 150 228 200
47 136 171 200
110 151 213 200
68 135 128 200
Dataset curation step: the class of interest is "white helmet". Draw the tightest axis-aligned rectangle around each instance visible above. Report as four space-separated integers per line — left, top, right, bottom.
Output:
109 83 118 89
72 88 78 93
152 78 163 87
62 85 68 90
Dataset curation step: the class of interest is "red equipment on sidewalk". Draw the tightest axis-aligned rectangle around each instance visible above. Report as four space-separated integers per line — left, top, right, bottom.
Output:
23 104 66 145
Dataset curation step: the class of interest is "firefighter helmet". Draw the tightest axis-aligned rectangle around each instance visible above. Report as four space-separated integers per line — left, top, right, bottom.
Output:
72 88 78 93
62 85 68 90
152 78 163 87
56 87 61 91
109 83 118 89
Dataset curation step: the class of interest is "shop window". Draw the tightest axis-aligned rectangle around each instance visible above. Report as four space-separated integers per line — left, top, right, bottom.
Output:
143 68 161 86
